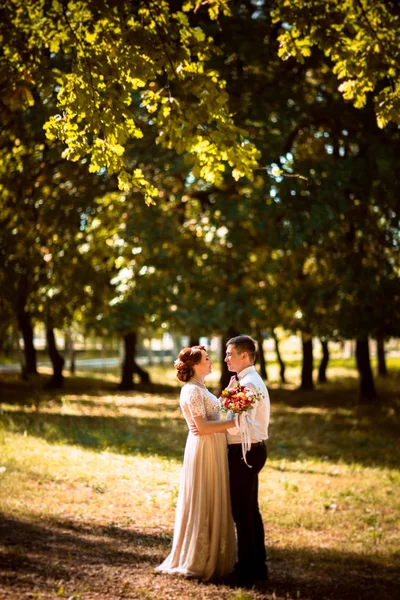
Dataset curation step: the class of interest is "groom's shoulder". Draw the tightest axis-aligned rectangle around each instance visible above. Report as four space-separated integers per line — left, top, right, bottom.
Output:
251 367 262 380
244 370 269 394
243 369 263 385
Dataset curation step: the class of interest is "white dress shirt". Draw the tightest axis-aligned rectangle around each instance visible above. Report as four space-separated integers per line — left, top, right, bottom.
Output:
226 365 270 445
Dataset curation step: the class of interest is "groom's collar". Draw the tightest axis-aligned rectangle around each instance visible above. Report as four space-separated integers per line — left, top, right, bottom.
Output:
237 365 256 380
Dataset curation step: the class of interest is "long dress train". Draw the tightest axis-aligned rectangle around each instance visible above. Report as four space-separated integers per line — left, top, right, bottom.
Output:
155 381 236 581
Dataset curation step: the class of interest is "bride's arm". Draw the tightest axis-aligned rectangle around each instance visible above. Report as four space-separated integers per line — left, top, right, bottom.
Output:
192 415 235 435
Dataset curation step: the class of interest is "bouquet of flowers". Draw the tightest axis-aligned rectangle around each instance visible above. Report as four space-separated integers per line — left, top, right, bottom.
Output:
220 381 263 468
220 381 261 414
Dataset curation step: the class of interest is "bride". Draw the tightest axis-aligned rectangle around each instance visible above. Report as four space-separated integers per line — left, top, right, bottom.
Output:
155 345 236 581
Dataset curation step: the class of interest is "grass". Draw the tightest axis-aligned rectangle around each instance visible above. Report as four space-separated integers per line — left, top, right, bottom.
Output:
0 362 399 600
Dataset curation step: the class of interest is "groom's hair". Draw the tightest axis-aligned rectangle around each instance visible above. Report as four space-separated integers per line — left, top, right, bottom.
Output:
226 335 257 363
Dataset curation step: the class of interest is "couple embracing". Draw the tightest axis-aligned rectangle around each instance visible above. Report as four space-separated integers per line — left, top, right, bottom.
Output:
156 335 271 589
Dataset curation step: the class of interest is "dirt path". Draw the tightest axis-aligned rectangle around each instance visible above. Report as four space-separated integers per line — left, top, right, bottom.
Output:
0 514 254 599
1 513 399 600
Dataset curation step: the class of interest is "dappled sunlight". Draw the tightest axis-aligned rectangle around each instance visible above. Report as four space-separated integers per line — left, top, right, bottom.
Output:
1 369 399 599
1 508 399 600
259 458 399 561
0 430 181 527
50 392 183 420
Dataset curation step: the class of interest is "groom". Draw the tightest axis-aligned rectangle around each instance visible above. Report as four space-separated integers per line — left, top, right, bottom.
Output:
225 335 270 588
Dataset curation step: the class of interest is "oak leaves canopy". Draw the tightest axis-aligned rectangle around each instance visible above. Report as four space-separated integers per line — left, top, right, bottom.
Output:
1 0 259 202
273 0 400 128
1 0 399 204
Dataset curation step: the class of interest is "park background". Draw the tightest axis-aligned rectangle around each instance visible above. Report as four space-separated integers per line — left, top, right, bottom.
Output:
1 0 399 599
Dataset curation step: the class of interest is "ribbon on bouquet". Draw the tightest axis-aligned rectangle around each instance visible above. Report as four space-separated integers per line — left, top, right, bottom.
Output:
234 413 253 468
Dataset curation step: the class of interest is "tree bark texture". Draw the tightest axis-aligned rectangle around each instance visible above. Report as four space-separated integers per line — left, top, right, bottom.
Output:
356 338 377 401
64 329 76 374
17 309 37 375
256 333 268 380
46 326 65 388
119 331 150 390
318 339 329 383
376 336 387 376
301 336 314 390
189 335 199 347
272 330 286 383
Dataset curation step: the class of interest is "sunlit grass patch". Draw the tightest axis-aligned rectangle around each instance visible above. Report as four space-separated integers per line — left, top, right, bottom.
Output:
0 367 399 599
260 457 400 557
0 428 181 527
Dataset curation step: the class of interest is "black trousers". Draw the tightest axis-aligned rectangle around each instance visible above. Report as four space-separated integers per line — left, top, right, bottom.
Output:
228 442 267 580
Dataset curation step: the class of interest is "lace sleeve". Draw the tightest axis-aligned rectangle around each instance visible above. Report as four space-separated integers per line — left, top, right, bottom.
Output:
185 385 206 418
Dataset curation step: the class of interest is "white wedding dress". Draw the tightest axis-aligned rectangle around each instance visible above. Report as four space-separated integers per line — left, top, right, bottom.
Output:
156 381 236 581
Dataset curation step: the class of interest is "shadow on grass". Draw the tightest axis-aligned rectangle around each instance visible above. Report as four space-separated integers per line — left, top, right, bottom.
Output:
268 544 400 600
1 401 399 469
0 372 180 405
268 406 400 469
0 513 398 600
2 371 399 410
0 513 170 599
269 380 400 411
63 397 181 413
1 372 399 468
0 409 188 461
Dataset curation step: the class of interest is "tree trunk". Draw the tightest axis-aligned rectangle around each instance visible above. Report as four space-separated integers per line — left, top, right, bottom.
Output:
300 335 314 390
64 329 76 374
13 323 28 380
70 351 76 374
119 331 150 390
219 328 240 391
147 340 153 366
189 335 199 347
46 326 65 388
256 332 268 380
356 338 377 401
272 329 286 383
172 335 182 360
376 336 387 376
318 339 329 383
16 307 37 375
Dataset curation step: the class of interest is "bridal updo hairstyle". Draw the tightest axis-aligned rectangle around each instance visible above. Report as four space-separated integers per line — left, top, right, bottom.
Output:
175 346 206 383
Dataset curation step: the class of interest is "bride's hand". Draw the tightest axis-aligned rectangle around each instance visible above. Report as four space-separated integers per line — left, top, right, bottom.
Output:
228 375 238 389
189 421 200 436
